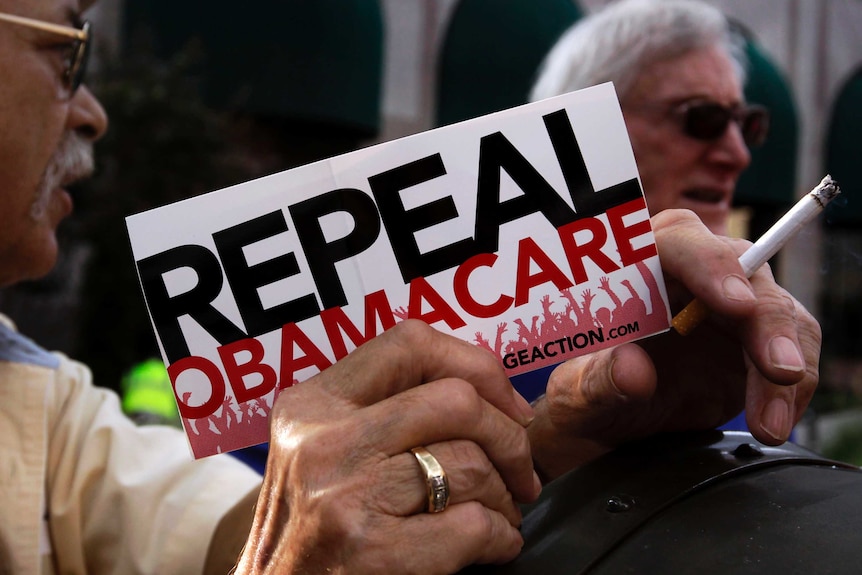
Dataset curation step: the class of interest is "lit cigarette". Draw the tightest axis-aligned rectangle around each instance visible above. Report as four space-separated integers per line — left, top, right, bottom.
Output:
672 175 841 335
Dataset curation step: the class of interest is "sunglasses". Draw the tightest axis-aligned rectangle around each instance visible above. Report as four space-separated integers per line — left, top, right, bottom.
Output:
0 11 91 96
672 100 770 148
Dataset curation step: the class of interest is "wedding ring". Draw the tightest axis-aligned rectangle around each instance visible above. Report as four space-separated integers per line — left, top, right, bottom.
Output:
410 446 450 513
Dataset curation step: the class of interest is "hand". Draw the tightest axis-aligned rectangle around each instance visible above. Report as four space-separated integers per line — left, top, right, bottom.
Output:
235 320 541 574
528 210 820 480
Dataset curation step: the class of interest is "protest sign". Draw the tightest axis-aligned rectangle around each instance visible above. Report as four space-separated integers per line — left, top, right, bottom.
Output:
127 82 671 457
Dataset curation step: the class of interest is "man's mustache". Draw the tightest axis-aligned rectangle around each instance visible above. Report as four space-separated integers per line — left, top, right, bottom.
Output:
54 132 95 187
31 133 95 219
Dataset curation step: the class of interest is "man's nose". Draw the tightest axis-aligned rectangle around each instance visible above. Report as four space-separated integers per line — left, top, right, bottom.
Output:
66 84 109 141
708 120 752 171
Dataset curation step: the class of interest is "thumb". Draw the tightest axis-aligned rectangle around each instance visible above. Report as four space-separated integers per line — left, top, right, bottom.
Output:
528 344 658 481
544 343 658 437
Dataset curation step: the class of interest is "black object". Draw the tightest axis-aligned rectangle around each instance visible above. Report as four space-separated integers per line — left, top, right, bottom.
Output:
461 430 862 574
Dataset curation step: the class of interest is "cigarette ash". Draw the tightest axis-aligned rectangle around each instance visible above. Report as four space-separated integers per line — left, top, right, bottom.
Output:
814 174 841 206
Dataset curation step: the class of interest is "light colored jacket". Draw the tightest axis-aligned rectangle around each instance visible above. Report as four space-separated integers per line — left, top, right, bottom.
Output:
0 315 261 574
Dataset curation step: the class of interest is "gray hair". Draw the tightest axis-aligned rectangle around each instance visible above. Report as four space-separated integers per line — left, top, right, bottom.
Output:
529 0 747 103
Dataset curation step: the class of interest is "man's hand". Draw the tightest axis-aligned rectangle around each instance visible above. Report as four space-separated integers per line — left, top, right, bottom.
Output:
529 209 820 480
235 320 541 574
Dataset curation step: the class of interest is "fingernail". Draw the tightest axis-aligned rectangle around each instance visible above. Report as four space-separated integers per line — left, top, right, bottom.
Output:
607 354 626 397
762 396 792 441
722 274 756 302
514 389 535 426
769 336 805 372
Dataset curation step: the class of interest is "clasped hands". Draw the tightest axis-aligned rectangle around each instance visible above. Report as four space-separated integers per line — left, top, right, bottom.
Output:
235 209 819 574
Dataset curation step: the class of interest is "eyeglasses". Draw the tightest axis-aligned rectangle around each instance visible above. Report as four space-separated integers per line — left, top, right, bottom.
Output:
672 100 770 148
0 12 91 95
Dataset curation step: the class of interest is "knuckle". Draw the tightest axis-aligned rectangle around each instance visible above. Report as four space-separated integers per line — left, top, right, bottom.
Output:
387 318 435 347
546 354 602 409
797 303 823 342
441 379 482 418
755 288 797 321
652 207 701 231
448 440 496 485
286 421 374 477
727 236 754 258
470 344 507 374
270 380 315 419
455 503 520 561
458 501 496 540
286 435 333 477
507 425 532 459
779 292 798 315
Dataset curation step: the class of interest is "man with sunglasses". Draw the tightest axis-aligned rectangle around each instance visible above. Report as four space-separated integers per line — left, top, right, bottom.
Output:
521 0 816 457
0 0 820 573
531 0 766 237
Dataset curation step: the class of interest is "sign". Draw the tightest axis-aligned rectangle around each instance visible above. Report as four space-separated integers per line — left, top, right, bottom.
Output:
127 83 671 457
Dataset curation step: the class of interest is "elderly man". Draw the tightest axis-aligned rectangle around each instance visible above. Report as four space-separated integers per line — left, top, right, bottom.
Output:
0 0 818 573
531 0 763 237
524 0 807 452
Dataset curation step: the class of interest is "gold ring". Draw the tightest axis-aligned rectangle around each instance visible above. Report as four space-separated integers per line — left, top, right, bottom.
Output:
410 446 450 513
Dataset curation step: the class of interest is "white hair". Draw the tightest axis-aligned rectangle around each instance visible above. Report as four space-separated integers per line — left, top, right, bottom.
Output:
31 132 94 220
529 0 747 103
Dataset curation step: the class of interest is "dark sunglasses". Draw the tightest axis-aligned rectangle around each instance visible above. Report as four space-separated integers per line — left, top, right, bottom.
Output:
673 101 770 148
0 12 91 96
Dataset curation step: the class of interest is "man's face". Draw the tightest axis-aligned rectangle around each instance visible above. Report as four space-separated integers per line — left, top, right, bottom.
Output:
0 0 107 287
622 45 751 236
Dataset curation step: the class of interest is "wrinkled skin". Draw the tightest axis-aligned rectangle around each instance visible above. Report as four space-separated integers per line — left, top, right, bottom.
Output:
236 320 541 575
0 0 107 287
236 212 820 574
623 45 751 236
2 2 821 574
529 210 820 479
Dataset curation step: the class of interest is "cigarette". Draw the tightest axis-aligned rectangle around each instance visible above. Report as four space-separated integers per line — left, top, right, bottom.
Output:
672 174 841 335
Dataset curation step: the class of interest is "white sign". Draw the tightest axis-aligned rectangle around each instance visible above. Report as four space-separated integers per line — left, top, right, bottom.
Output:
127 83 671 457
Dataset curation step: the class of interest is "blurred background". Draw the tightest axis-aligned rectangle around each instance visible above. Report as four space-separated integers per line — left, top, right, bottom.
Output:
2 0 861 461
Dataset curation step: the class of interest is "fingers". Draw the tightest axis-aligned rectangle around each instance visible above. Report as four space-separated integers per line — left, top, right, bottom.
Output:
528 344 658 480
716 239 820 443
374 440 521 527
744 364 799 445
737 265 811 383
354 442 528 571
542 344 657 435
651 209 820 446
353 378 540 504
255 382 531 573
244 450 524 574
327 502 524 574
394 504 524 572
652 209 758 315
653 209 815 386
253 322 540 573
310 319 534 426
743 296 821 444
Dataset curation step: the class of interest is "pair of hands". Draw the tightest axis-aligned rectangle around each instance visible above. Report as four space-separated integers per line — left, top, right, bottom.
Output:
235 210 820 574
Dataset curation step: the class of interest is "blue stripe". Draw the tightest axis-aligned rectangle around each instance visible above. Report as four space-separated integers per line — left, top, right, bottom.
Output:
0 322 60 369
